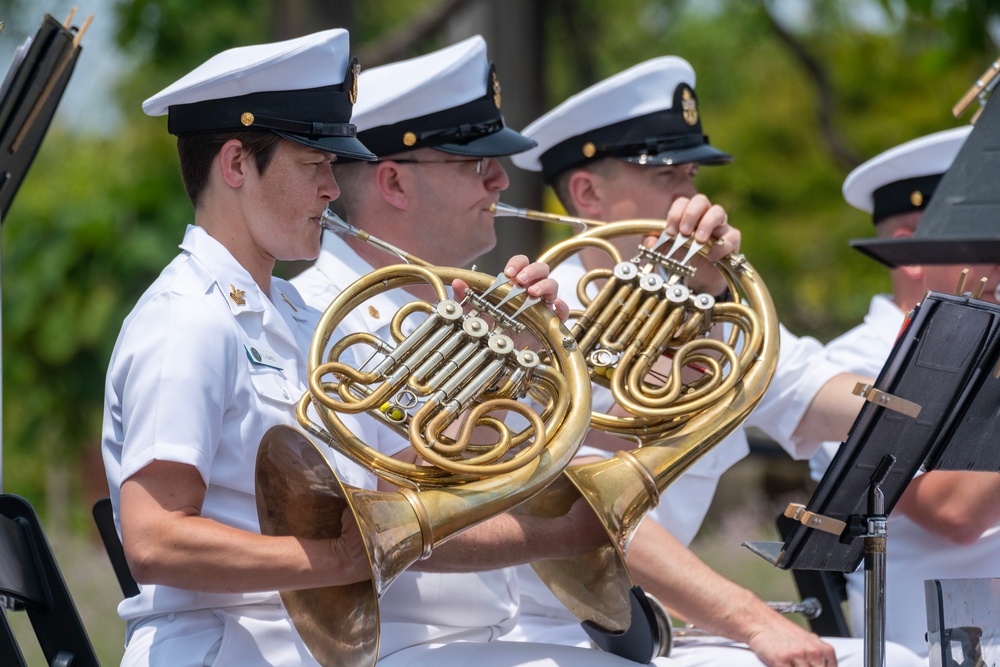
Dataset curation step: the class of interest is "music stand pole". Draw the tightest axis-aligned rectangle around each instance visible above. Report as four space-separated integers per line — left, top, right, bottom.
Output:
863 455 893 667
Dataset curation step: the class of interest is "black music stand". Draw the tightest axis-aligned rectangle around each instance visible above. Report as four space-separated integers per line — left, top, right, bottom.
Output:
0 13 87 221
745 290 1000 667
0 12 88 490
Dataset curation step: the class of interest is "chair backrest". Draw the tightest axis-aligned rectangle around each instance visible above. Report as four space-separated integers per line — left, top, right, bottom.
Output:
0 493 100 667
91 497 139 599
776 514 851 637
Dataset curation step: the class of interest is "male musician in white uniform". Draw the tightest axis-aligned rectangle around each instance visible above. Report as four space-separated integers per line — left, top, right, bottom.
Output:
807 125 1000 658
104 30 592 667
292 36 734 667
506 57 924 667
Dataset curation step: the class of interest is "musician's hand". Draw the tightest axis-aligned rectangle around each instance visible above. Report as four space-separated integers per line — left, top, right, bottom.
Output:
329 507 372 585
642 194 738 296
662 193 739 261
450 255 569 322
505 255 569 322
745 615 836 667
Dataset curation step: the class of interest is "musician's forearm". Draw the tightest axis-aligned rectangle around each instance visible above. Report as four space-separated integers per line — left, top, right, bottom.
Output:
412 497 607 572
792 372 869 444
895 470 1000 544
626 519 765 640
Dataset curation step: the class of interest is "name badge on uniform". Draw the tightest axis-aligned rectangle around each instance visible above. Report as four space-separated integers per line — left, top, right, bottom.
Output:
244 344 284 371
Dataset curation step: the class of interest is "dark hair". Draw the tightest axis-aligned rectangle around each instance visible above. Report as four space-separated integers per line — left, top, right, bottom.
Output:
176 130 282 206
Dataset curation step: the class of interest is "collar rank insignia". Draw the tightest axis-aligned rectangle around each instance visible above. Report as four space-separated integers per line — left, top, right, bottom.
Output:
681 87 698 126
229 284 246 306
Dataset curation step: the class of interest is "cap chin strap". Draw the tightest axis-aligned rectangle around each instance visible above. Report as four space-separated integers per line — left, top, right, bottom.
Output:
248 115 358 138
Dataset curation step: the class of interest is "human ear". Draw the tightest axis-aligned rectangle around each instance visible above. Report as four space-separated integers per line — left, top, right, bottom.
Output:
373 161 409 211
568 170 604 218
218 139 248 189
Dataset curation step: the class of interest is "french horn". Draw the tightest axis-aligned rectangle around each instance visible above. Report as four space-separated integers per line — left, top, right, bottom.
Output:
254 210 592 667
493 202 779 661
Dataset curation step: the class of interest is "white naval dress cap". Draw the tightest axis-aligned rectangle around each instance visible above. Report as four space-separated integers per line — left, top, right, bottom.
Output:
349 35 535 158
511 56 731 183
842 125 972 224
142 28 375 161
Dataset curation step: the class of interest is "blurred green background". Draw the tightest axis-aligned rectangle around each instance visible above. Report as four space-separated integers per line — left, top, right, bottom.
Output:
1 0 998 663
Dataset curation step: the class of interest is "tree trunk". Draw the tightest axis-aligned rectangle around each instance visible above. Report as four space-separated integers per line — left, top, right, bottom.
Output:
269 0 355 40
447 0 546 274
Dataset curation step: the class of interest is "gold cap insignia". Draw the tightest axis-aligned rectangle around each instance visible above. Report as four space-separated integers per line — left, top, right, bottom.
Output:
229 284 246 306
346 57 360 105
681 87 699 126
368 305 380 319
403 131 417 147
240 112 255 127
492 70 502 109
910 190 924 207
582 142 597 158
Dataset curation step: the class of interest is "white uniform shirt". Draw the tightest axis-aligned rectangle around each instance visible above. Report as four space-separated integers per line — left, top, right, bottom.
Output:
292 231 520 658
102 224 375 623
809 294 1000 657
508 253 843 645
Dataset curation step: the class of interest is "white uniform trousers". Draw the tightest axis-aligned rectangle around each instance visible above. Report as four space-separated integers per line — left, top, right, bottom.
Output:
378 640 680 666
666 636 927 666
121 603 318 667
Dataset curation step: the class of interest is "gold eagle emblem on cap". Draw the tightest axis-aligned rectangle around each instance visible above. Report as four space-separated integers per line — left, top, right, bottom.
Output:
229 284 246 306
492 71 502 109
910 190 924 207
681 87 698 126
347 57 360 105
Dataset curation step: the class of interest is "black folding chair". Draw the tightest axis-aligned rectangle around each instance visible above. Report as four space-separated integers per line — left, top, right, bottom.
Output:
0 493 100 666
91 497 139 599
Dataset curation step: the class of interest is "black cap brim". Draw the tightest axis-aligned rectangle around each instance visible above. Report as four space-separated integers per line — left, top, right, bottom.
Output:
433 126 537 158
621 143 732 167
274 130 377 161
850 237 1000 268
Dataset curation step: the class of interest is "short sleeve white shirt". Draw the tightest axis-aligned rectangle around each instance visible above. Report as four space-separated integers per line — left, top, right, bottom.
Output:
102 224 375 622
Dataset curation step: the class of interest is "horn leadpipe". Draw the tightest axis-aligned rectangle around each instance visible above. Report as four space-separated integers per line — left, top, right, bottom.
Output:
490 201 606 232
321 208 429 267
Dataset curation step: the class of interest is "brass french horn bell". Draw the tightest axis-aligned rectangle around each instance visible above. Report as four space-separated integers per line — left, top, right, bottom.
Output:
493 202 779 660
255 210 592 667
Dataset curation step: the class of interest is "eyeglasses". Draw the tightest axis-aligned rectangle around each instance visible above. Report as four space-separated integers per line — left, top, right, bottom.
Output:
390 156 487 175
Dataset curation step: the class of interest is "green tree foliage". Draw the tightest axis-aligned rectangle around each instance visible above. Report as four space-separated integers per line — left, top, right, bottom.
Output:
537 0 994 337
1 0 998 518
